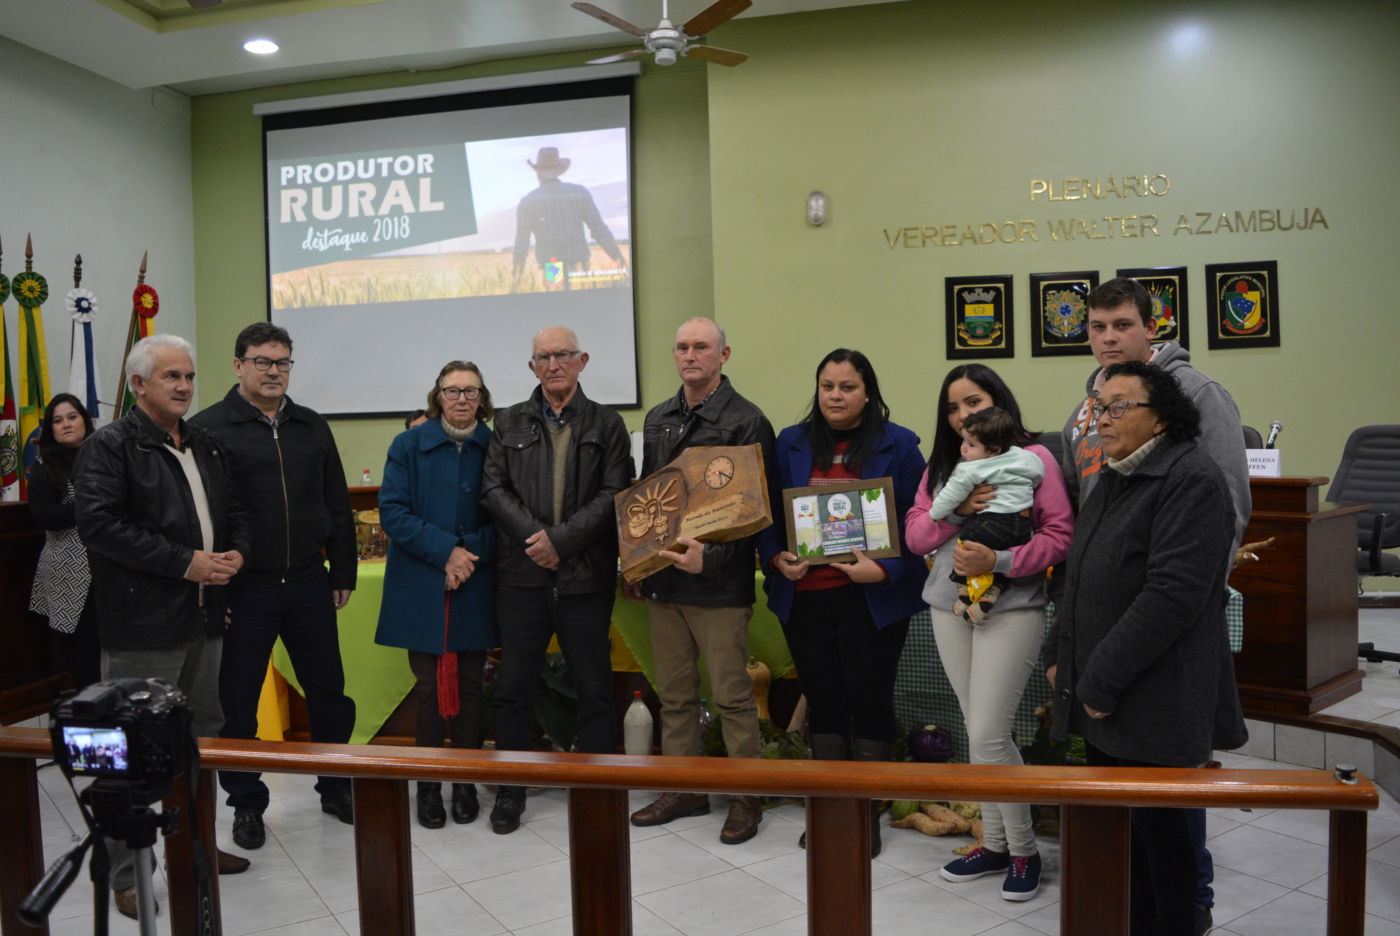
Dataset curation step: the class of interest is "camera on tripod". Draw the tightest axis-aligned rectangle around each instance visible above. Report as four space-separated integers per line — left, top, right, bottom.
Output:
22 678 213 933
50 677 194 805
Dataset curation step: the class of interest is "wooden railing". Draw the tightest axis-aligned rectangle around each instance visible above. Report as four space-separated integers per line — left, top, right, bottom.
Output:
0 726 1378 936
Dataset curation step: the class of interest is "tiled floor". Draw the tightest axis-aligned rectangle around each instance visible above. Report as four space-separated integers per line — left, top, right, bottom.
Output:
24 607 1400 935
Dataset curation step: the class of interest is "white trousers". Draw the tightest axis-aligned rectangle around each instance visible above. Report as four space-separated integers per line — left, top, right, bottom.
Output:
930 605 1043 857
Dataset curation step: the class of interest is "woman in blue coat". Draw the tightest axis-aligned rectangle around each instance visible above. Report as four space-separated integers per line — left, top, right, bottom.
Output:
758 348 928 857
377 361 497 829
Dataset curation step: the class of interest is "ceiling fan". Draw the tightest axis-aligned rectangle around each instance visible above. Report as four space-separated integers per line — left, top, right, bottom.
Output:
572 0 752 67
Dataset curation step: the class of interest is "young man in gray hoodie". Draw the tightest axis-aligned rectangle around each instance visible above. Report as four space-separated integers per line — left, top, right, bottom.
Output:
1059 275 1250 936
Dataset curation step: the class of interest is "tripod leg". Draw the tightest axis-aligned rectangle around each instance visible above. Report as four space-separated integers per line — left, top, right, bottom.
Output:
132 847 160 936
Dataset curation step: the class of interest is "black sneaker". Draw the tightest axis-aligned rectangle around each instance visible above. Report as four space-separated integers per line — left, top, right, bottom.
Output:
232 811 265 850
490 786 526 835
321 790 354 825
1193 904 1214 936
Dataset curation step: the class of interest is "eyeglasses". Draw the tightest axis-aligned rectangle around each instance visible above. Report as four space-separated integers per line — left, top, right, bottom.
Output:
1091 399 1153 420
439 386 482 401
532 350 580 366
240 356 294 373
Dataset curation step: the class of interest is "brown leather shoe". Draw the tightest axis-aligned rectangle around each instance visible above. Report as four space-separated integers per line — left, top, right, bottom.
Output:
630 792 710 827
113 887 157 920
719 795 762 845
218 848 251 875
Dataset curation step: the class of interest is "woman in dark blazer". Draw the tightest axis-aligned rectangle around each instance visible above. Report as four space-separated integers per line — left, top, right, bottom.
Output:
1046 360 1246 935
376 361 497 829
758 348 927 857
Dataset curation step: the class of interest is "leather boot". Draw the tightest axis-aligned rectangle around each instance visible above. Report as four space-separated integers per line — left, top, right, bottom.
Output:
852 738 895 859
490 785 527 835
720 795 763 845
451 783 479 824
630 791 711 827
800 733 851 848
417 782 446 829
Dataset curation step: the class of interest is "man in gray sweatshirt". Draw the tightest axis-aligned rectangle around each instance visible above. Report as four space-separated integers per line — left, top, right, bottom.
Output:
1058 275 1250 936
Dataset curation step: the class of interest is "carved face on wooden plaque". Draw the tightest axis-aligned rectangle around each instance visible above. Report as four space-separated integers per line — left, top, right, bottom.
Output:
623 468 687 545
615 443 772 584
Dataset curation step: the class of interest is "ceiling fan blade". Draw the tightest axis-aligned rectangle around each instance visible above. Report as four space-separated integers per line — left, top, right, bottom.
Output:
571 2 649 37
685 44 749 66
682 0 752 38
586 49 653 65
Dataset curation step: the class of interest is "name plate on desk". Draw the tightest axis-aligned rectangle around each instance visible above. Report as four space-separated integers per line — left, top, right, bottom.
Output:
616 443 772 584
1247 448 1282 477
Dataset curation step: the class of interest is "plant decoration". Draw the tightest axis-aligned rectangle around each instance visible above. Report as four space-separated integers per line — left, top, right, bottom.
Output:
701 711 807 760
1017 702 1085 767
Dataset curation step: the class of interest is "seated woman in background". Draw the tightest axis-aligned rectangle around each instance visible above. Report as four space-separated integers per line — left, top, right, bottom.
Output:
1044 360 1246 935
759 348 928 858
27 393 101 689
376 361 497 829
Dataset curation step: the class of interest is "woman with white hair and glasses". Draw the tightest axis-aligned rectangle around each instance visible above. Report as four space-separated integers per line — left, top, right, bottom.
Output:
375 361 498 829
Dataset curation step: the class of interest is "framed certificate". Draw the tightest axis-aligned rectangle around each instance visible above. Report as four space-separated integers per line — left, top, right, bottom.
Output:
781 477 901 565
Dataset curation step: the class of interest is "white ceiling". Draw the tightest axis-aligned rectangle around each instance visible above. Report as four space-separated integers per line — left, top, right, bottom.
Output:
0 0 904 96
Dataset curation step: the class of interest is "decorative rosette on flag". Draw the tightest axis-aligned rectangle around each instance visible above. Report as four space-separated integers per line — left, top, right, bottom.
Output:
67 288 98 321
0 272 9 305
67 288 102 419
13 271 48 307
133 283 159 337
14 264 52 497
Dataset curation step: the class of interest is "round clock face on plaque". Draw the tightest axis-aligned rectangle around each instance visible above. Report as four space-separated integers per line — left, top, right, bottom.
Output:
704 455 735 489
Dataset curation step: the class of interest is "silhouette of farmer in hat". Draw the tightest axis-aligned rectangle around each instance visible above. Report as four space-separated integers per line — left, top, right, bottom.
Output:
511 146 626 291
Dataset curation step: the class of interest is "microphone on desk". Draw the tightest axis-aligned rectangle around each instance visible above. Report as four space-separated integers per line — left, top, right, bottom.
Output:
1264 420 1283 449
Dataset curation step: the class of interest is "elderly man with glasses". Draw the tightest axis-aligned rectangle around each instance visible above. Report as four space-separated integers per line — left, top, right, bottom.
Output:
481 325 633 834
192 322 358 850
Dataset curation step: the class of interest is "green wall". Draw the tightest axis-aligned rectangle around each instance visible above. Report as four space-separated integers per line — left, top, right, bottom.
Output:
190 49 713 478
703 0 1400 482
192 0 1400 584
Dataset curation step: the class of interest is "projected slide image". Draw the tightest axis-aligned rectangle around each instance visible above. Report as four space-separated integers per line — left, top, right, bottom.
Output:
269 128 629 310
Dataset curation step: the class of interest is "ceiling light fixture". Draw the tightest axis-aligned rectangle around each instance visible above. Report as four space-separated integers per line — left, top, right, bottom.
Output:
243 39 280 55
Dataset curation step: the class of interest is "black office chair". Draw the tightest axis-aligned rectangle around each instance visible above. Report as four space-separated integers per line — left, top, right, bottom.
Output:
1326 425 1400 664
1036 430 1064 467
1242 425 1263 448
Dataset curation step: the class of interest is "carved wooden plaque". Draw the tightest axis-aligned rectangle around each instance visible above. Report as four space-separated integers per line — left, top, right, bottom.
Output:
616 443 772 584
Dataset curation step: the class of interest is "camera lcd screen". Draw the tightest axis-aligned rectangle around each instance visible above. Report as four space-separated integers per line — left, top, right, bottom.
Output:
61 725 131 775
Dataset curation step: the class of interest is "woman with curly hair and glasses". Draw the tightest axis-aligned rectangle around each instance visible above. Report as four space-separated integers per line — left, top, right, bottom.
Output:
1044 360 1246 935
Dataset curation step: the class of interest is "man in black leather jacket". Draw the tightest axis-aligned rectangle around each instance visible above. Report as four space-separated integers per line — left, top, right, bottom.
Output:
74 334 253 914
191 322 357 847
625 317 776 845
481 325 632 834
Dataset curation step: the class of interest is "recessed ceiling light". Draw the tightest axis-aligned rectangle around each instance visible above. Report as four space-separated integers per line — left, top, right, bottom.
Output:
243 39 279 55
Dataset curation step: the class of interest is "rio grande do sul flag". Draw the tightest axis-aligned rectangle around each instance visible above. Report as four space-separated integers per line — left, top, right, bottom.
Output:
0 307 20 502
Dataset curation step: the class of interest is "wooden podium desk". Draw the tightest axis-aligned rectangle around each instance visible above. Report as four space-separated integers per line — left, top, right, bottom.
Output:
1229 477 1365 718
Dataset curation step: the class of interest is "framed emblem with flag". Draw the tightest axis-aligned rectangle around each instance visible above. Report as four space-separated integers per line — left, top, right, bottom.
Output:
1030 271 1098 357
945 275 1013 359
1206 260 1280 349
1118 266 1189 349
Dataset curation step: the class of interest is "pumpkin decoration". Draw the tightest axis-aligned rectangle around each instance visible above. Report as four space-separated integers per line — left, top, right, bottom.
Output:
746 657 772 722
